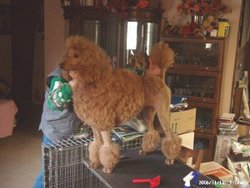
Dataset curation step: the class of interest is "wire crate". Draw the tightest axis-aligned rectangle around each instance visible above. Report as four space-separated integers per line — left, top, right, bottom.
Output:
43 137 142 188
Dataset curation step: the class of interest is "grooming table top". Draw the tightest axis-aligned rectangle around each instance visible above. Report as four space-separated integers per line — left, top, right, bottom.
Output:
83 149 215 188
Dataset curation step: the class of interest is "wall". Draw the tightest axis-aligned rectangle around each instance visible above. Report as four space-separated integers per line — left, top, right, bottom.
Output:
44 0 65 79
0 0 11 84
220 0 242 114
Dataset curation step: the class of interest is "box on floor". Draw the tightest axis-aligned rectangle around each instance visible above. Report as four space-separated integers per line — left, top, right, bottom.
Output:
170 108 196 134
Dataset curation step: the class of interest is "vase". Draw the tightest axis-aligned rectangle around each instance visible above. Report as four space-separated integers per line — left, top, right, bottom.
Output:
191 14 204 25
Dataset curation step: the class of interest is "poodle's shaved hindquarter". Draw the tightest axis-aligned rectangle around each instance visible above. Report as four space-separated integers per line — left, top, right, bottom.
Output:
62 36 182 173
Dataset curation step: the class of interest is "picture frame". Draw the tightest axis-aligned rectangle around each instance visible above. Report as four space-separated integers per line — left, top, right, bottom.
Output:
0 5 11 34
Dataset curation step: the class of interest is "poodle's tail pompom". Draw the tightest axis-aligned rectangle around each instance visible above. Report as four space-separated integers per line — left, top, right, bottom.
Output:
161 134 182 165
149 41 175 71
140 130 161 155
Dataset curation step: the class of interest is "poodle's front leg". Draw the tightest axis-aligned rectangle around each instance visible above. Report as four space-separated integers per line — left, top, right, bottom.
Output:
140 107 160 155
99 130 119 173
89 128 102 169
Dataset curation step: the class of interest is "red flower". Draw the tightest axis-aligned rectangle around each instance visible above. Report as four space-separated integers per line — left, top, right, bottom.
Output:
192 4 200 13
176 0 227 16
137 0 149 9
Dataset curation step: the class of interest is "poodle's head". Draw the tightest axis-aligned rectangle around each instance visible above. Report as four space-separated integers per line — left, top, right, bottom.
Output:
61 35 111 84
149 41 175 71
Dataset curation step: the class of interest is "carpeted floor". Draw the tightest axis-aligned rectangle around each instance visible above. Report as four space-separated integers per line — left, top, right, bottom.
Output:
0 102 42 188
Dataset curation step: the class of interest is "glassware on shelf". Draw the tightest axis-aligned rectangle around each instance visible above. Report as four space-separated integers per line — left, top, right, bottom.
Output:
168 41 220 68
196 107 213 130
167 74 216 100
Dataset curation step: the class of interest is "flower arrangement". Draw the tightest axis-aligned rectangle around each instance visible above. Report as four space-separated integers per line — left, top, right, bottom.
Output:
100 0 150 19
176 0 226 16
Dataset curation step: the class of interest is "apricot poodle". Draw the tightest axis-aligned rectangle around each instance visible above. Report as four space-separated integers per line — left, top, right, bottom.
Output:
61 36 182 173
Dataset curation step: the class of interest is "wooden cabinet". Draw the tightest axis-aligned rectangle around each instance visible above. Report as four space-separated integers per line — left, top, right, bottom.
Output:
162 36 225 161
62 5 161 68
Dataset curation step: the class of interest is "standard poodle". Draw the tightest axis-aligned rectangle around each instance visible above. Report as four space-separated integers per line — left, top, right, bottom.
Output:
61 36 182 173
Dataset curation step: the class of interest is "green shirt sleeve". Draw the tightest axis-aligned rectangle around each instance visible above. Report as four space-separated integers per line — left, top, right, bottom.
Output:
47 76 73 111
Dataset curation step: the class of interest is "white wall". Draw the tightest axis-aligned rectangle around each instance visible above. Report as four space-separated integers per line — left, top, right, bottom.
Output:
44 0 65 79
220 0 242 114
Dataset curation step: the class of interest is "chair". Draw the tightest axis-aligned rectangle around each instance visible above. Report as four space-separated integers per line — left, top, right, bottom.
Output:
178 146 204 171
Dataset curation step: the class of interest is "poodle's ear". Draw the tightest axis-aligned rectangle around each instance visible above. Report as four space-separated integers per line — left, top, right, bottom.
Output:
62 36 85 71
65 36 84 59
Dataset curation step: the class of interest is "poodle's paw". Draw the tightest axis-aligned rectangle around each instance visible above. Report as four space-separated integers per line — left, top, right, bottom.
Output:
165 159 174 165
89 162 100 169
161 134 182 165
141 130 160 154
139 149 148 155
102 167 112 174
99 143 120 173
89 141 102 169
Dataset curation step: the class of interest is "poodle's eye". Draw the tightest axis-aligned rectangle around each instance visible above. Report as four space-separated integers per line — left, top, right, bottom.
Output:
74 54 79 58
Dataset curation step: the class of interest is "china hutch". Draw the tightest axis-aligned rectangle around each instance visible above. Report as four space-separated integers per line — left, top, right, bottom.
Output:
163 36 225 161
62 2 161 68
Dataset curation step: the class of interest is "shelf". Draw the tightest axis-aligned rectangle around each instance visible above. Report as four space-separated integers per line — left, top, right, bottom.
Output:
166 70 221 104
63 6 113 20
162 36 225 72
126 7 162 23
63 6 162 23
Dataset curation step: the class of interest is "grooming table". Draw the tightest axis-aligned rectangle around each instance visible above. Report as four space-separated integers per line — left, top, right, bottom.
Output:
0 99 18 138
83 149 215 188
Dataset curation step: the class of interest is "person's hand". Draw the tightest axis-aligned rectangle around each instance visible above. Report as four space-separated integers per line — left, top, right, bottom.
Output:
69 79 77 89
68 71 78 88
69 70 78 79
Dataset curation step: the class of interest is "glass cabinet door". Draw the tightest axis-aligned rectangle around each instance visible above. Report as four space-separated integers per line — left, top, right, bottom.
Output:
124 21 159 67
162 37 224 72
68 18 121 64
188 102 218 134
194 133 215 162
166 70 220 103
64 6 161 68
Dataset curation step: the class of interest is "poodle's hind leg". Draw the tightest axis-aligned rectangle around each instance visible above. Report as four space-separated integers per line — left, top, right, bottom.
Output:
99 130 119 173
89 128 102 169
155 90 182 165
140 107 161 155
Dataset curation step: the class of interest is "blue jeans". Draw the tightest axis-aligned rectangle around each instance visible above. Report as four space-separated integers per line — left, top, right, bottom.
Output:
34 135 52 188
